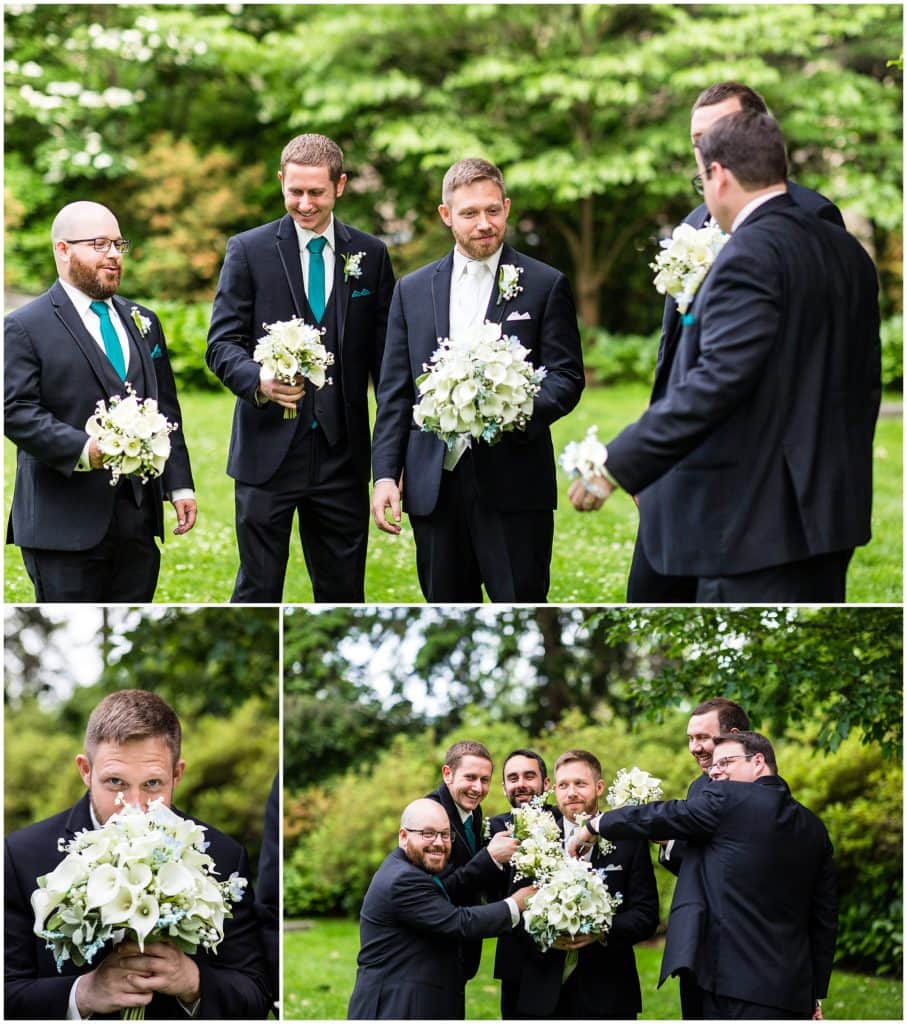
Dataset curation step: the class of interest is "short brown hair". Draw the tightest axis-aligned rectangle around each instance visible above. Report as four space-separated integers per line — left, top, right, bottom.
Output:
441 157 506 207
691 697 750 732
85 690 182 765
692 81 768 115
714 730 778 774
280 133 344 182
554 749 602 781
444 739 493 773
696 110 788 190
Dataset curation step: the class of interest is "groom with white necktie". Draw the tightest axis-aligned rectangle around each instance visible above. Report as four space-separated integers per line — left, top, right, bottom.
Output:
370 157 584 602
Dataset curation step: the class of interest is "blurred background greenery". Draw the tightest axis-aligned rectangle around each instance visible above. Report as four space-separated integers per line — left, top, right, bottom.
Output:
282 605 902 994
4 3 903 390
3 606 279 872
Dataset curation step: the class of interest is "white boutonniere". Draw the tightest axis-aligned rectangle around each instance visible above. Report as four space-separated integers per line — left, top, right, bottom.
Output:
497 263 524 305
130 305 152 337
343 251 366 281
650 222 728 314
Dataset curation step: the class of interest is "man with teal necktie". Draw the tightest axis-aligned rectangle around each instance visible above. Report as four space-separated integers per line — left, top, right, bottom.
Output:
207 133 395 603
4 200 196 601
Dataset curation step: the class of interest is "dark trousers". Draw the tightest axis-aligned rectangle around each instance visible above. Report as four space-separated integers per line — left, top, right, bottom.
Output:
701 991 810 1019
629 538 853 603
231 426 368 603
408 451 553 603
679 970 706 1019
551 969 638 1020
20 484 160 602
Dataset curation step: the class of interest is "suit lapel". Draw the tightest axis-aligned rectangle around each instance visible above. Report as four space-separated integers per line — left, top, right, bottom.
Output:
333 218 352 355
50 282 123 396
63 793 95 838
112 295 157 400
274 214 306 319
431 253 455 341
484 243 518 325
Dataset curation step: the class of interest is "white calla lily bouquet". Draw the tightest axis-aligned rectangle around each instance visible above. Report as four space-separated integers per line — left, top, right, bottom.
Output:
509 795 564 884
650 222 728 314
606 766 663 808
85 383 176 485
253 317 334 420
413 320 546 449
559 425 608 484
523 856 623 952
31 797 247 979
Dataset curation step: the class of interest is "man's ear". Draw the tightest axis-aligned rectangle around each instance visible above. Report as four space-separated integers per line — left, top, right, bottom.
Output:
75 753 91 788
438 204 453 228
172 758 186 788
441 764 454 785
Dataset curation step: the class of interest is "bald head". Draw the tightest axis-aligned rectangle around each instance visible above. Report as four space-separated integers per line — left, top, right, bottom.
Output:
51 202 119 245
400 798 448 832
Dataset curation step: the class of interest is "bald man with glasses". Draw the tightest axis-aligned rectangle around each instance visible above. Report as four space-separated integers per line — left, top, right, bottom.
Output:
4 200 195 601
568 732 837 1020
348 798 534 1020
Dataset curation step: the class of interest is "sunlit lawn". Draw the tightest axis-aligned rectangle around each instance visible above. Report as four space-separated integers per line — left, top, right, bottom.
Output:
283 917 904 1019
4 386 901 603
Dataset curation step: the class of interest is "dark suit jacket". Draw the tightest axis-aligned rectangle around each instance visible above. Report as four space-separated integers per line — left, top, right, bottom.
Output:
347 847 515 1019
596 776 838 1016
494 815 658 1018
4 793 271 1019
608 194 880 576
206 213 394 485
255 774 279 1006
4 283 193 550
658 771 710 877
371 243 584 516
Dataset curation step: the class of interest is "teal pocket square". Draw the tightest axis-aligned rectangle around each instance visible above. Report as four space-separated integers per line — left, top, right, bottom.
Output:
681 313 696 326
351 288 372 298
150 343 162 359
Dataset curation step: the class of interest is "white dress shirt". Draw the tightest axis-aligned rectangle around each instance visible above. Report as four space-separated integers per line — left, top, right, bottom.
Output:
293 215 336 307
730 188 788 232
448 245 501 338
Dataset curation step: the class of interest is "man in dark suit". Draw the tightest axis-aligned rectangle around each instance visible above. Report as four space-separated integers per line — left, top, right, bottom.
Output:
347 797 535 1019
571 732 838 1019
657 698 750 1019
207 133 395 602
570 82 850 602
500 750 658 1019
426 739 517 982
4 690 270 1019
371 157 584 602
254 774 279 1011
570 109 880 602
4 201 195 602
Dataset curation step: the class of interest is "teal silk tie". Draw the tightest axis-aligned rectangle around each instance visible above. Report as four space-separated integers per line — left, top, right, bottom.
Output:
89 300 126 380
307 236 327 321
463 814 477 854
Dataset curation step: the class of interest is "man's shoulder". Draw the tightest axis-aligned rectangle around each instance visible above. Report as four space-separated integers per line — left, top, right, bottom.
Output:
182 811 246 864
5 287 57 327
228 216 288 248
5 802 84 861
506 248 563 286
335 219 389 254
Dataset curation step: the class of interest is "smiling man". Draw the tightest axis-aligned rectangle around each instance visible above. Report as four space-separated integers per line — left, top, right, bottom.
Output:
4 200 195 602
371 157 584 602
207 133 395 603
4 689 270 1020
347 798 534 1019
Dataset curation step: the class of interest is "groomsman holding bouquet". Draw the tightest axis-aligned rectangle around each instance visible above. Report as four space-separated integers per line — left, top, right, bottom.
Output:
207 133 395 603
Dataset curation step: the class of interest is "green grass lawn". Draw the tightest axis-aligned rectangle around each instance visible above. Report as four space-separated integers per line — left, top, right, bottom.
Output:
283 917 903 1019
5 386 901 602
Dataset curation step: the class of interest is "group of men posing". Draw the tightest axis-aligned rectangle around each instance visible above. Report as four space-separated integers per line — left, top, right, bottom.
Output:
348 698 838 1021
5 80 880 604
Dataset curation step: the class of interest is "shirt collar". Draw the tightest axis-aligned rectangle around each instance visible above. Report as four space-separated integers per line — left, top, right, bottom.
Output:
454 802 473 824
89 801 102 830
731 188 788 232
452 244 504 280
294 215 336 253
58 277 113 317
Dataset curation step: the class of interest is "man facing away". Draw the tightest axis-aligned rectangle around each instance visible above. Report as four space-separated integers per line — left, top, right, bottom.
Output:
569 109 880 602
347 798 535 1019
570 732 837 1020
371 157 584 602
4 689 271 1019
207 133 395 602
5 201 196 601
499 749 658 1019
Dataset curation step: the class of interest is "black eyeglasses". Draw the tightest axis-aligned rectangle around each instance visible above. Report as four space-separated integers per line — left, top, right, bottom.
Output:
691 174 705 196
65 237 131 253
404 827 454 842
711 754 755 771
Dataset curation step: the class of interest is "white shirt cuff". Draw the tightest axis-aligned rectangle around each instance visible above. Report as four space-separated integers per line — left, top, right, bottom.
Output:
66 977 83 1019
168 488 195 502
504 896 521 927
76 439 93 473
663 839 676 861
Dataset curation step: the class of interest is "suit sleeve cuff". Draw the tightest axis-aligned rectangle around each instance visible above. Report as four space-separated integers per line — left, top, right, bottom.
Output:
76 439 93 473
504 897 521 927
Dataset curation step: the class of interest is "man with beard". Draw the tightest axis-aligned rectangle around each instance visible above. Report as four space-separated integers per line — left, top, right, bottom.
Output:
4 690 270 1019
486 749 562 1017
4 201 195 601
502 750 658 1019
371 157 584 601
347 798 536 1019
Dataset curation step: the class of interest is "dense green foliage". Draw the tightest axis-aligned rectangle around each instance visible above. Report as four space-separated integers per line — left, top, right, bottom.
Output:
283 921 904 1019
5 4 901 336
283 710 902 975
